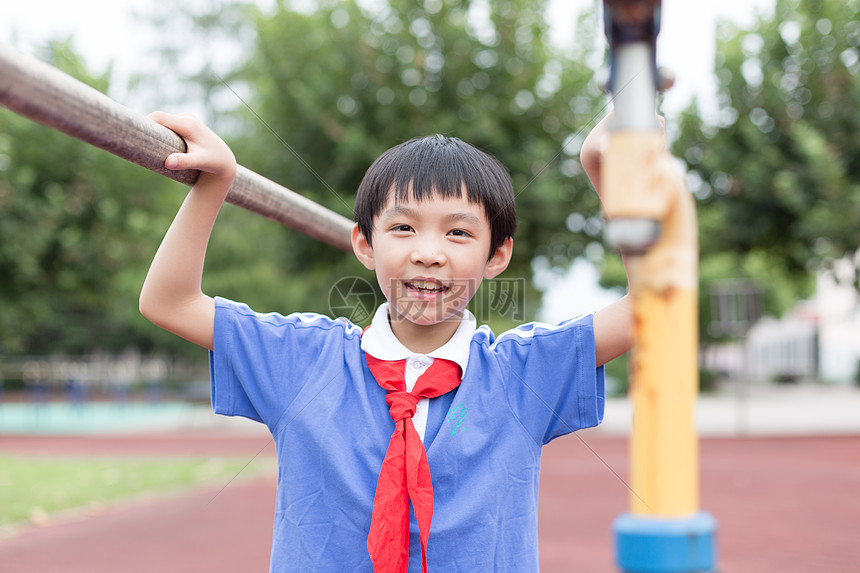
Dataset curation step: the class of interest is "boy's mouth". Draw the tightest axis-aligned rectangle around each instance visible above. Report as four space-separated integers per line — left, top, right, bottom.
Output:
404 279 448 294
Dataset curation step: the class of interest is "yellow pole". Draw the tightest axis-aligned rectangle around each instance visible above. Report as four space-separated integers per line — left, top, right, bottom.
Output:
604 122 716 573
603 132 700 517
600 3 717 570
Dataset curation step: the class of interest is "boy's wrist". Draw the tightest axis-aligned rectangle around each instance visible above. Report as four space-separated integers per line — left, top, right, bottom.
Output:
195 167 236 198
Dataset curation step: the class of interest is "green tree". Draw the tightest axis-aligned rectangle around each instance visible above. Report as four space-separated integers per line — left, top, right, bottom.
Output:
0 40 188 356
673 0 860 334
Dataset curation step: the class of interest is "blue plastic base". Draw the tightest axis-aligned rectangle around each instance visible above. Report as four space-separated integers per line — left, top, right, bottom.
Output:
614 511 717 572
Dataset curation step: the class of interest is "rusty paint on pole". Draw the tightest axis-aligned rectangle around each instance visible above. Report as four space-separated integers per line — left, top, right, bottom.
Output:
0 42 354 252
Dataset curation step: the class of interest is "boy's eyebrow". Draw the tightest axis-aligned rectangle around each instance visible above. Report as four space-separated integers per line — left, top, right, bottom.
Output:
379 205 419 220
443 211 484 227
379 205 484 227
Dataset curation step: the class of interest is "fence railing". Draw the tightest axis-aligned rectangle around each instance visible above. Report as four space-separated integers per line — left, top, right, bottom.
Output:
0 42 353 252
0 351 206 397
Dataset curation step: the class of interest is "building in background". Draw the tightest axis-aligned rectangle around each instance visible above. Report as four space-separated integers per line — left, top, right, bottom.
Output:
705 261 860 386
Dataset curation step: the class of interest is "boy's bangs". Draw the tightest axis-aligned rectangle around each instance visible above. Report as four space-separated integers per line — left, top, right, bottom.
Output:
387 136 505 209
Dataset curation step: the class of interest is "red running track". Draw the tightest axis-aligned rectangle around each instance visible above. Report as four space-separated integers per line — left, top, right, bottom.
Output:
1 431 858 572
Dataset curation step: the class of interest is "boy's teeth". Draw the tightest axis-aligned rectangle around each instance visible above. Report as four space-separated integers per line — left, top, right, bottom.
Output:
408 280 444 292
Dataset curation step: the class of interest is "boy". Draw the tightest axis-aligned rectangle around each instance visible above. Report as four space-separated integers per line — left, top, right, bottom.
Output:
140 111 632 572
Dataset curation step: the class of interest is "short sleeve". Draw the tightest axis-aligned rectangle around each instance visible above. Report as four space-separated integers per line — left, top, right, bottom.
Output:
490 314 605 445
208 297 361 432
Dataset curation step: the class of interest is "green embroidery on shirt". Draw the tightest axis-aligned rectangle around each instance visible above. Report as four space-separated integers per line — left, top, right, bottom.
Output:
448 403 468 436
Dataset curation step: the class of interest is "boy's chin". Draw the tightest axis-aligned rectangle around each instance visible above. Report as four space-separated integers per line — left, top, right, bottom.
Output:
391 306 466 327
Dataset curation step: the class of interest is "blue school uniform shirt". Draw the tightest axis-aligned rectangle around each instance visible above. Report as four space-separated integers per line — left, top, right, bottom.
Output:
209 297 604 572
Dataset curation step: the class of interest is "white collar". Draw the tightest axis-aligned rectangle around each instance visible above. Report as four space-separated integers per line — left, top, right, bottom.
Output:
360 302 475 375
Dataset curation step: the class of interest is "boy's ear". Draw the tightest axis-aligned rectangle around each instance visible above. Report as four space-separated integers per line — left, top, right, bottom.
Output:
483 237 513 279
351 224 375 270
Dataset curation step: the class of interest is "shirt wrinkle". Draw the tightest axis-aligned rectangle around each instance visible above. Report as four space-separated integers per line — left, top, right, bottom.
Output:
494 347 544 449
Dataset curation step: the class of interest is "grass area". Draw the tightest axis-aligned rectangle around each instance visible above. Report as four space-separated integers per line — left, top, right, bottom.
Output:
0 455 252 527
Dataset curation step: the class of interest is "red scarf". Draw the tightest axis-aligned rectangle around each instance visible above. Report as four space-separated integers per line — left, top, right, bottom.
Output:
365 353 462 573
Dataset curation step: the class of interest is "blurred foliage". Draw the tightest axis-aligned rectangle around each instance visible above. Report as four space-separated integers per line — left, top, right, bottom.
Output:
0 40 189 356
670 0 860 340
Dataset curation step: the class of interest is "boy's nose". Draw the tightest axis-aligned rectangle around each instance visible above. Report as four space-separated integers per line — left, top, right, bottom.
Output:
410 238 447 266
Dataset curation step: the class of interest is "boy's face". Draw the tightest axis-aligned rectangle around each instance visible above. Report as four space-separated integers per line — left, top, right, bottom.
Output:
352 188 512 336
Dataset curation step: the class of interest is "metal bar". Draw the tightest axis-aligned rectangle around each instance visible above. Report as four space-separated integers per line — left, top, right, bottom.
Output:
0 42 354 252
610 43 659 131
603 0 662 131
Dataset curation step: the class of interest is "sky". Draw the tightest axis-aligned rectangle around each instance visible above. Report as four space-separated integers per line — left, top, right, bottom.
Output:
550 0 774 119
0 0 774 321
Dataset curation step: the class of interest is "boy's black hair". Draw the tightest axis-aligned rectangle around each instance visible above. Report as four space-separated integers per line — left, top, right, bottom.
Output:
354 134 517 259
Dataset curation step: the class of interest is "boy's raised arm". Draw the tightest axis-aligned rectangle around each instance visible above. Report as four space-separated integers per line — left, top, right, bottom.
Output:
139 112 237 350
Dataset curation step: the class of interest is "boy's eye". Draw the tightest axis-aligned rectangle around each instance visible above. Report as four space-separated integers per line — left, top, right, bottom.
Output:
391 224 414 232
448 229 472 238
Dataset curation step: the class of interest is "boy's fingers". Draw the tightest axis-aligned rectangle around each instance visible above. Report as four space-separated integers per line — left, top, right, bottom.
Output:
164 152 208 172
164 153 182 170
164 151 230 177
148 110 179 130
148 110 200 138
149 111 202 170
148 110 235 177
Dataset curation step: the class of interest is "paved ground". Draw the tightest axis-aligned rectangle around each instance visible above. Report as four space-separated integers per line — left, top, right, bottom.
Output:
1 384 859 572
539 433 860 572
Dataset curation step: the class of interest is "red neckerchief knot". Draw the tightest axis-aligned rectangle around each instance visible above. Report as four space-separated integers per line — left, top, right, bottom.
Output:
386 390 420 422
365 353 462 573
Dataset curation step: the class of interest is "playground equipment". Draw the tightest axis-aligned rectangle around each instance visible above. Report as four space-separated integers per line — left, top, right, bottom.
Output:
601 1 717 571
0 42 353 252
